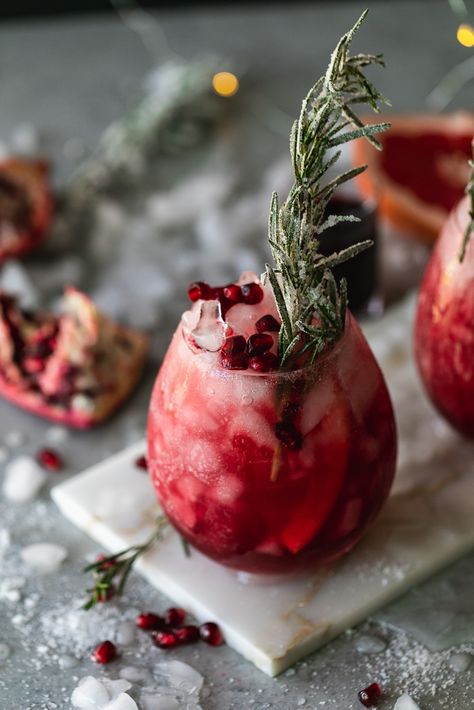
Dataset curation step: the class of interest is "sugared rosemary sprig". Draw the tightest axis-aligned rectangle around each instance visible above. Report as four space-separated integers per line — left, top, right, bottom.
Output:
266 10 390 368
459 141 474 263
83 515 169 610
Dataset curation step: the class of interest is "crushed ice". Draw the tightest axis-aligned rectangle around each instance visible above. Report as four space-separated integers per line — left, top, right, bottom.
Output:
2 455 48 503
20 542 68 573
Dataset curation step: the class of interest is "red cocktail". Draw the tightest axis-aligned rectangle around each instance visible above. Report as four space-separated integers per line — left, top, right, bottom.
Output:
148 274 396 573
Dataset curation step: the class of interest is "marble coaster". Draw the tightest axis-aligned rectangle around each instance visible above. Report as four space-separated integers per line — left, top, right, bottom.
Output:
52 297 474 676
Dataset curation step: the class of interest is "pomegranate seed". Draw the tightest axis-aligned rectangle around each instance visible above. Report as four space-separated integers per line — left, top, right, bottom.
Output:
153 630 179 649
187 281 213 302
37 448 63 472
247 333 273 356
275 420 302 450
248 352 278 373
220 352 248 370
199 622 224 646
221 335 246 356
135 455 148 471
165 607 186 627
24 357 45 374
222 284 242 303
175 625 200 644
358 682 382 707
91 640 117 664
255 314 280 332
136 613 164 631
241 282 263 305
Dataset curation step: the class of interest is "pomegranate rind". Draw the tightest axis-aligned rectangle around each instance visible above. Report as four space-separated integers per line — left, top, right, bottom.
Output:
0 288 149 428
352 112 474 244
0 157 54 262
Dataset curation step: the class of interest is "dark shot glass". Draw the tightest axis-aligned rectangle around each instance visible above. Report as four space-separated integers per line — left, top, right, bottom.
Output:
318 194 379 316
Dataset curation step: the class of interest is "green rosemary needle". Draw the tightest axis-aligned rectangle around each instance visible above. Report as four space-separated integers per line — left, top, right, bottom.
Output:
266 9 390 368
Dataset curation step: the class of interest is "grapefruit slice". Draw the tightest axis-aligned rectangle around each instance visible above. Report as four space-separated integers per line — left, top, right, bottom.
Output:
352 112 474 243
0 157 54 261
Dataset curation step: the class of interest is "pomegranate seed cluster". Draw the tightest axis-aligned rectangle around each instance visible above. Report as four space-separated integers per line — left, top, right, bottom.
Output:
136 606 224 651
187 279 281 373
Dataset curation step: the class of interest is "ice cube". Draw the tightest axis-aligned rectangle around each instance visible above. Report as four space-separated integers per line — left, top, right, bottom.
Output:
2 456 48 503
71 676 110 708
156 660 204 695
20 543 67 573
104 694 138 710
191 301 227 352
393 695 421 710
140 696 180 710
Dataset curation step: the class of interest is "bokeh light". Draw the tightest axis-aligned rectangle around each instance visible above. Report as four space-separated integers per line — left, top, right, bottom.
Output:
212 71 239 97
457 23 474 47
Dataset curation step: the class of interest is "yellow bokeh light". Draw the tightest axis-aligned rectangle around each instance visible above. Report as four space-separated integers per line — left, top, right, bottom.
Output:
457 23 474 47
212 72 239 98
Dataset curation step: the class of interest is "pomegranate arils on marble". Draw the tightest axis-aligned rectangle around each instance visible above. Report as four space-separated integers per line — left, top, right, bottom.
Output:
135 455 148 471
91 640 117 664
275 420 303 450
175 625 200 644
220 352 248 370
255 314 280 333
247 333 273 356
165 607 186 627
221 335 246 356
241 282 264 305
153 630 179 649
222 283 242 303
248 352 278 373
199 622 224 646
187 281 213 302
136 612 164 631
358 682 382 707
37 447 63 472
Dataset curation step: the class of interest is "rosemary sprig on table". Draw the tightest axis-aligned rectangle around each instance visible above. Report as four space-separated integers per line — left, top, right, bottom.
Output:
459 142 474 263
266 9 390 368
83 516 169 610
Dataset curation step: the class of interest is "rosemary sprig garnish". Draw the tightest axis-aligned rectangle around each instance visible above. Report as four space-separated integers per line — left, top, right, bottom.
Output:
459 141 474 263
266 10 390 368
83 515 169 610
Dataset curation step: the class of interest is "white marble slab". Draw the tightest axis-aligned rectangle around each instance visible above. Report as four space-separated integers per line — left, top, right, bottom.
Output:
52 297 474 676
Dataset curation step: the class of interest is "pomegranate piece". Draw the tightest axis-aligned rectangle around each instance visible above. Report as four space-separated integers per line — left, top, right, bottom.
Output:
188 281 214 302
175 625 200 644
199 622 224 646
247 333 273 356
91 640 117 664
164 607 186 627
0 157 54 262
0 287 149 428
248 352 278 372
37 447 63 472
220 352 249 370
135 455 148 471
221 335 247 356
241 282 264 305
136 612 164 631
255 314 281 333
153 630 179 649
222 284 242 303
358 682 382 707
